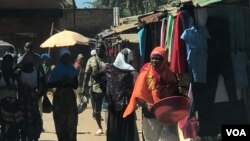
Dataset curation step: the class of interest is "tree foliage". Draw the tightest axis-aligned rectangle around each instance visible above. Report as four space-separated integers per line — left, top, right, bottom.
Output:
71 0 169 17
91 0 169 16
60 0 73 8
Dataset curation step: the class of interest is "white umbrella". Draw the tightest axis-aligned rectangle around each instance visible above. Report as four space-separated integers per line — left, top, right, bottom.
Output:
0 40 14 50
0 40 15 57
40 30 90 48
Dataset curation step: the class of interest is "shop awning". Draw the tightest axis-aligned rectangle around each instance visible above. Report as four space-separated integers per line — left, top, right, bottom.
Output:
138 11 167 25
119 34 139 43
193 0 222 7
112 22 138 33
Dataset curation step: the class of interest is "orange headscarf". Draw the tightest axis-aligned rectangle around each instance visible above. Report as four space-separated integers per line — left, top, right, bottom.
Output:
123 47 178 118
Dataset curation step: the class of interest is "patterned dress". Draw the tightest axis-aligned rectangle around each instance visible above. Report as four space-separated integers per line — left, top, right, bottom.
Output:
106 64 138 141
18 68 44 141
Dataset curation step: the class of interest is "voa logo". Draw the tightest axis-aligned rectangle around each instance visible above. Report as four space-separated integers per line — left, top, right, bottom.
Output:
226 129 246 136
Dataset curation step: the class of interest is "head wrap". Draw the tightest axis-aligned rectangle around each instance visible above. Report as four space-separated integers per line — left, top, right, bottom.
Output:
113 48 135 71
59 48 71 58
150 46 169 73
48 48 77 83
150 46 166 58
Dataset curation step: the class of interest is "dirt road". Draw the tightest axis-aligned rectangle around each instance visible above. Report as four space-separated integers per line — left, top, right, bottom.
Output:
39 94 143 141
39 94 189 141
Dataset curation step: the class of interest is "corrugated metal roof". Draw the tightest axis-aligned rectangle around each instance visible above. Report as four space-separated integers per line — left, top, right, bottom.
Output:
119 34 138 43
193 0 222 7
111 11 164 33
139 11 167 24
111 22 138 33
111 14 140 33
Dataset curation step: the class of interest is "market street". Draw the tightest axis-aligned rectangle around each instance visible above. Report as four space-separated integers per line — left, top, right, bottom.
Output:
39 94 189 141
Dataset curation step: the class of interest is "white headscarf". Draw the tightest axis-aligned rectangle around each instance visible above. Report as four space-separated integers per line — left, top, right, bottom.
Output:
113 48 135 71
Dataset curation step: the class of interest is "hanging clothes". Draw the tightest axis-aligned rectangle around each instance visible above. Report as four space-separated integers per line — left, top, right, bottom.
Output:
170 12 187 74
165 15 175 62
138 27 146 64
160 18 167 48
181 26 210 83
191 17 247 137
214 75 229 103
231 51 249 88
195 8 207 27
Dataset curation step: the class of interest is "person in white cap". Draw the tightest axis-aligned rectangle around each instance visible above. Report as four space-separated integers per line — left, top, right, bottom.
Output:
91 49 96 56
82 43 110 135
48 48 78 141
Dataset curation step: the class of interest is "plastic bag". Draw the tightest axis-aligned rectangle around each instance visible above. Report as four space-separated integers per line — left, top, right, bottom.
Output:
179 116 199 139
77 95 88 114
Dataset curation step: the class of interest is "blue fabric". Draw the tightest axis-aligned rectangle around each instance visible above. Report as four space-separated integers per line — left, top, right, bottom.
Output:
231 51 249 88
48 61 78 83
181 26 210 83
138 28 146 57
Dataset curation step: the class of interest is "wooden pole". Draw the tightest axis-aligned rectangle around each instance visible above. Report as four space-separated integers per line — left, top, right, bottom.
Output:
49 22 54 56
73 0 76 29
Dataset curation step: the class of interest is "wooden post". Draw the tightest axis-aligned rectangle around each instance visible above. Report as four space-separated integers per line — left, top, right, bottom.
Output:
48 22 54 56
73 0 76 29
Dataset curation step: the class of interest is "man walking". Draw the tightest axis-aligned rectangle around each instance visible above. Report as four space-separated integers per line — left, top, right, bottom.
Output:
82 42 109 135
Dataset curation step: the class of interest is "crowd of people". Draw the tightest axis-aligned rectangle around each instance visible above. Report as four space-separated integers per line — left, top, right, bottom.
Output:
0 42 47 141
0 41 182 141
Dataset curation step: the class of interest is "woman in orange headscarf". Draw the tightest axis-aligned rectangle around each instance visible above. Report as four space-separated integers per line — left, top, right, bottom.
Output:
123 46 180 141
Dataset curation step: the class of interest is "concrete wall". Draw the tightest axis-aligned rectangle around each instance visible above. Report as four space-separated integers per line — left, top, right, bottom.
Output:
57 9 113 37
0 8 113 51
49 8 114 63
0 0 61 9
0 8 113 65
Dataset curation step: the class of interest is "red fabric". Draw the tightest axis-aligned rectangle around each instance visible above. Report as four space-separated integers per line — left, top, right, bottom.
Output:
179 117 199 139
170 12 186 74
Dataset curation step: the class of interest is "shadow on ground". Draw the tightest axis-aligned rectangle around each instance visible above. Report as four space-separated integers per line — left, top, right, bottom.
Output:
77 131 91 134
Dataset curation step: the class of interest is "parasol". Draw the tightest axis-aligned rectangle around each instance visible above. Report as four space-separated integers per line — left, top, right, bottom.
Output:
0 40 15 58
40 30 90 48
